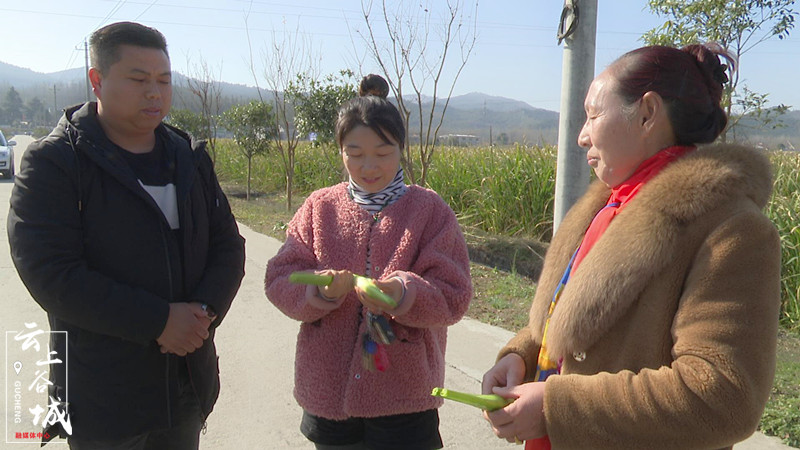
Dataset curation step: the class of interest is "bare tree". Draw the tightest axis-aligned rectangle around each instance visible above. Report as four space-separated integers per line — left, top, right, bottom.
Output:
244 4 320 211
185 55 224 163
265 33 321 211
357 0 478 186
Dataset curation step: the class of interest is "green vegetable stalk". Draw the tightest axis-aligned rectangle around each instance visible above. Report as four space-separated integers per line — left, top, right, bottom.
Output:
288 272 397 308
430 387 514 411
353 274 398 308
288 272 334 286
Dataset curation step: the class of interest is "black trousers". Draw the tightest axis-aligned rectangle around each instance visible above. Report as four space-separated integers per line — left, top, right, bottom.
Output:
68 363 204 450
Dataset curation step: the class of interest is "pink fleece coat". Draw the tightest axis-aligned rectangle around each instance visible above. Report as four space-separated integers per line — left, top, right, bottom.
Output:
265 183 472 420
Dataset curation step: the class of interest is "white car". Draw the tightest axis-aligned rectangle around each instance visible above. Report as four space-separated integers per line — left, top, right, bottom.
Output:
0 129 16 179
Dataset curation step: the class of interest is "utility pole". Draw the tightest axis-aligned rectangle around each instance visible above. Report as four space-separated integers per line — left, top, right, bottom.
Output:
553 0 597 233
84 39 91 102
53 84 58 122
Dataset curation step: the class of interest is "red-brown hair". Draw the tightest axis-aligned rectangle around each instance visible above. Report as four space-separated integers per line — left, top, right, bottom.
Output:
610 44 735 145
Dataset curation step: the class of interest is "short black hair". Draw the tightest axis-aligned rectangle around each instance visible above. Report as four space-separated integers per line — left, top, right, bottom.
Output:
89 21 168 73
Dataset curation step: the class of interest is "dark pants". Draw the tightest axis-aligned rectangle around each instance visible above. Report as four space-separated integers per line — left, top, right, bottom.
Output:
68 364 203 450
301 409 443 450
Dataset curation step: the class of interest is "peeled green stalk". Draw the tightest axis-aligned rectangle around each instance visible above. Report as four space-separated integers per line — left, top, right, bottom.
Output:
430 387 514 411
353 274 398 308
288 272 334 286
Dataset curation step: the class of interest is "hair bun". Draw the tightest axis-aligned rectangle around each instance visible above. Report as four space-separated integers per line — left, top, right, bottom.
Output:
682 43 736 102
359 74 390 99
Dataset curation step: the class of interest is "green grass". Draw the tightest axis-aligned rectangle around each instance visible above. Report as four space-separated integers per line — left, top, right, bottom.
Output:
468 265 537 331
767 151 800 333
213 139 555 240
428 144 555 241
761 330 800 447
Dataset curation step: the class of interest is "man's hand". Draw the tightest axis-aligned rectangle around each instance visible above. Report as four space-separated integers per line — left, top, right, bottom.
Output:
156 302 212 356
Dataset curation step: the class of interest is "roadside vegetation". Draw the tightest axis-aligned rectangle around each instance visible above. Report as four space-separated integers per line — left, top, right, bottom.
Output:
216 138 799 446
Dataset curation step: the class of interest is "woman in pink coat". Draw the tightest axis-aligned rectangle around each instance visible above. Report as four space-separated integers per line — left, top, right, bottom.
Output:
265 74 472 450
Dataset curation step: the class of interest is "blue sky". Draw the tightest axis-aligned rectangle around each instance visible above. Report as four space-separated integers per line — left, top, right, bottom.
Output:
2 0 799 112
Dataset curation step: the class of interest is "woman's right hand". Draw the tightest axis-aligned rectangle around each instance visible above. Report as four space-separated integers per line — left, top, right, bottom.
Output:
481 353 526 394
318 269 354 300
302 269 354 311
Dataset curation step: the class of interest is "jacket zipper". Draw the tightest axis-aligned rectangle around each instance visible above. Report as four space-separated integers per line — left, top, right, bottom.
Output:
181 171 209 431
159 223 173 427
184 358 209 432
70 120 208 429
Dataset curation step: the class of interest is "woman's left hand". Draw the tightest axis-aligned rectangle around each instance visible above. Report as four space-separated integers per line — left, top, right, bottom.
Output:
483 381 547 443
355 277 403 314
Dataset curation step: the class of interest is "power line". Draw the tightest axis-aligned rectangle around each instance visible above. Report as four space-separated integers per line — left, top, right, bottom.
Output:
134 0 160 20
60 0 127 72
3 4 799 44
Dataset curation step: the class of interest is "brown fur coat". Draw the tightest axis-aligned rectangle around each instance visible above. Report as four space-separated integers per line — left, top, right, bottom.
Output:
499 143 781 449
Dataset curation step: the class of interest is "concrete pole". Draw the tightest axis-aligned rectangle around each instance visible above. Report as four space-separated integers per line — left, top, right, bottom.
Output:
84 40 91 102
553 0 597 233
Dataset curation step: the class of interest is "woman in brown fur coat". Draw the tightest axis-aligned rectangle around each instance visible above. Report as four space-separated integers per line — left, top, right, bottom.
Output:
482 44 781 450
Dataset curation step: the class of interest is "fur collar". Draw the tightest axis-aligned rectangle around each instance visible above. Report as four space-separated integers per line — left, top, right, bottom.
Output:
534 143 773 359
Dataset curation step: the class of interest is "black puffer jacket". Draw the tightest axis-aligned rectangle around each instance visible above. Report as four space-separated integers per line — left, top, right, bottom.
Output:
7 102 245 440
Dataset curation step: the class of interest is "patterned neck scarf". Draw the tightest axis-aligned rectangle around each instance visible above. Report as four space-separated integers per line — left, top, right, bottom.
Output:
348 167 408 214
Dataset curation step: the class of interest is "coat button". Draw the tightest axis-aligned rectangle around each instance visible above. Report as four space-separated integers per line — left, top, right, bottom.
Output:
573 351 586 362
354 374 361 380
374 266 380 272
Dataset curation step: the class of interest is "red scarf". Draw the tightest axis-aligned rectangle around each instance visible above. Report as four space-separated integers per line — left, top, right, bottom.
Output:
571 145 694 271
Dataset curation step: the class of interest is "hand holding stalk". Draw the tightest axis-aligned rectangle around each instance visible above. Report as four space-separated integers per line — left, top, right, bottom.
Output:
431 387 514 411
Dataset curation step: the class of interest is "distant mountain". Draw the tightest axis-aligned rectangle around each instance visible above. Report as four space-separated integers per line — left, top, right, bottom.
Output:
732 109 800 150
0 61 263 100
445 92 538 112
0 60 796 148
403 92 559 144
0 62 85 86
399 92 538 113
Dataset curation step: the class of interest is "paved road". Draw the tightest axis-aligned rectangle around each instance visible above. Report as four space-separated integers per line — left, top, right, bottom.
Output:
0 134 793 449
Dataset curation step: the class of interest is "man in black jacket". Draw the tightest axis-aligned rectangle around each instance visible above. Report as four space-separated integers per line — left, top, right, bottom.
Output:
7 22 245 449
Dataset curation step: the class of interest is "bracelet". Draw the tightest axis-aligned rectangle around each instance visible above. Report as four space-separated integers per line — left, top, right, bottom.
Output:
391 276 406 307
318 287 338 302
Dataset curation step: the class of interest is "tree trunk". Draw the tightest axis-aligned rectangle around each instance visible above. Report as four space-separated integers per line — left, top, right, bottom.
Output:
721 101 731 144
420 156 428 187
246 156 252 201
286 149 292 211
286 171 293 211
